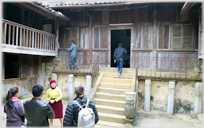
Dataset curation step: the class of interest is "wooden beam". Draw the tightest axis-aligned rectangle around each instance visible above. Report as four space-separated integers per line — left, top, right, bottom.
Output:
55 19 59 53
2 44 57 56
180 2 194 15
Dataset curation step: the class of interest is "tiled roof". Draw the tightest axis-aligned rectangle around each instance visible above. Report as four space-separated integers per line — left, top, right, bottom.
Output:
40 1 133 7
33 2 68 18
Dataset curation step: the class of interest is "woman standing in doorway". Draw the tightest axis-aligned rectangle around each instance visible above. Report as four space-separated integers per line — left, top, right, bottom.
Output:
46 80 63 127
4 87 25 127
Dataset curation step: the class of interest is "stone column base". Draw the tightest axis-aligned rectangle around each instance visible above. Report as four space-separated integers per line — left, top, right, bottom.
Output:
125 118 133 127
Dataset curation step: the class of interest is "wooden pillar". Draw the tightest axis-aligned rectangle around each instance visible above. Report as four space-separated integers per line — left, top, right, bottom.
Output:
88 15 92 56
55 19 59 54
152 8 157 72
2 53 5 80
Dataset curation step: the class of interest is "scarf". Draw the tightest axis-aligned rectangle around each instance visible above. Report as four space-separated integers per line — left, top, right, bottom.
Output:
12 97 23 105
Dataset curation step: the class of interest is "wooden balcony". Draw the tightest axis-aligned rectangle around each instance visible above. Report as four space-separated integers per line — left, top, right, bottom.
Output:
2 19 58 56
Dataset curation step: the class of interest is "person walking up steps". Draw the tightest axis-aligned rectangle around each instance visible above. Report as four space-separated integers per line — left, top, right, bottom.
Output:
114 43 127 75
67 40 78 70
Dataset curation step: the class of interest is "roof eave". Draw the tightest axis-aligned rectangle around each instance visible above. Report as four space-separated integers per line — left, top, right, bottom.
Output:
180 2 194 15
49 1 158 9
28 2 70 21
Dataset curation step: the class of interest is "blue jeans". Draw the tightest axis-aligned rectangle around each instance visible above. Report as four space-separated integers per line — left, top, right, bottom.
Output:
117 58 123 74
69 57 78 70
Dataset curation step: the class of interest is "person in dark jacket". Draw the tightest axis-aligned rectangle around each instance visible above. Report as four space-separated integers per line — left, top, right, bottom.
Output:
114 43 127 75
24 84 55 126
67 40 78 70
63 83 99 126
4 87 25 127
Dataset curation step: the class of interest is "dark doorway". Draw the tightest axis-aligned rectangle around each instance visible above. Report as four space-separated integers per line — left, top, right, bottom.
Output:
111 29 131 67
5 54 19 79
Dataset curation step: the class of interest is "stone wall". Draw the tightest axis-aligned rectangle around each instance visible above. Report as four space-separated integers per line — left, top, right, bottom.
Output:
57 74 86 99
138 80 196 114
2 77 38 100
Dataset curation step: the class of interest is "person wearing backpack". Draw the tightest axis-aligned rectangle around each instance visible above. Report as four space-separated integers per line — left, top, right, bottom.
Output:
63 83 99 127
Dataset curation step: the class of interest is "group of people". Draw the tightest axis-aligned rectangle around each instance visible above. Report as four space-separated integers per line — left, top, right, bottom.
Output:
4 41 127 127
4 80 99 127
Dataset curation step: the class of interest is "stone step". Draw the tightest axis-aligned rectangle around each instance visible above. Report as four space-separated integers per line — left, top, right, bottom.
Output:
98 112 126 124
100 82 132 89
103 73 133 79
95 92 126 101
95 120 126 127
93 98 125 108
197 114 203 125
96 105 124 115
101 77 132 84
97 87 131 95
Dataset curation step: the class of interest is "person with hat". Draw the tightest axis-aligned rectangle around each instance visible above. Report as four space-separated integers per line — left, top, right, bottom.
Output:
24 84 55 126
66 40 78 70
4 87 25 127
46 80 63 127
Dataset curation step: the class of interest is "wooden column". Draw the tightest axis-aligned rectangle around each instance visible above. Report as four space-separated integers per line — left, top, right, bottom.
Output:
88 15 92 56
55 19 59 53
152 8 157 72
2 53 5 80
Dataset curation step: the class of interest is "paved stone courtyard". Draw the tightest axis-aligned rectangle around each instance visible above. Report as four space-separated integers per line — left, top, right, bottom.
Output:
1 94 203 127
133 109 203 127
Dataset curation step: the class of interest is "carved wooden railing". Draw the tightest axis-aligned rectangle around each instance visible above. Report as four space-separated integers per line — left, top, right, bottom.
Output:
2 19 57 51
135 57 202 81
52 55 100 87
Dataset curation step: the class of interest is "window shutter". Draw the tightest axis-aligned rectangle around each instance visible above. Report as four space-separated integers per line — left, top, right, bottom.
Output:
172 24 182 50
171 24 193 51
182 25 193 50
64 29 70 48
64 28 79 48
158 24 169 49
134 25 151 49
79 28 89 49
134 26 142 49
93 27 108 49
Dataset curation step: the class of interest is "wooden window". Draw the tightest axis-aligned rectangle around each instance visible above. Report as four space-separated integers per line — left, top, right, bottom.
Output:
158 24 170 49
23 9 34 27
64 27 79 48
93 27 108 49
133 25 152 49
79 28 89 49
171 24 194 51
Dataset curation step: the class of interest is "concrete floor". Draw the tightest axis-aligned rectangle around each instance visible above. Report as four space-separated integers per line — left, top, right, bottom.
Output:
1 68 203 127
133 109 203 127
2 95 203 127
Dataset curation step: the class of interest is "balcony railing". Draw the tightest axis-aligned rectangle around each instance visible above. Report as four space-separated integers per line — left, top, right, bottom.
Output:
2 19 57 55
52 55 100 87
135 57 202 81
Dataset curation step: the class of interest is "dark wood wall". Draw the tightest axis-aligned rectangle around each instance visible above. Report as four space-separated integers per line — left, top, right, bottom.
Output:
58 3 200 68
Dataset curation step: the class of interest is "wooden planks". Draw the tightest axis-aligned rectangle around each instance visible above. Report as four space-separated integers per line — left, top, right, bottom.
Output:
133 25 152 50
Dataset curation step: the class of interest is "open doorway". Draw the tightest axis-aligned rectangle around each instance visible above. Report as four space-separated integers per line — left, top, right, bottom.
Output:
111 29 131 67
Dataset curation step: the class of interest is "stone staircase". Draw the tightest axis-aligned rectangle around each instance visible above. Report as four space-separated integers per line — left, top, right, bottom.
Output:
94 69 135 127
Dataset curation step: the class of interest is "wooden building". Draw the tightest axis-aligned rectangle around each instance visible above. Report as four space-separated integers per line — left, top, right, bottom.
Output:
45 1 202 68
1 2 70 98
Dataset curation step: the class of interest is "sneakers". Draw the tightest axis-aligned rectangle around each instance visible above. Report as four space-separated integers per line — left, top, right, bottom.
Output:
119 73 121 76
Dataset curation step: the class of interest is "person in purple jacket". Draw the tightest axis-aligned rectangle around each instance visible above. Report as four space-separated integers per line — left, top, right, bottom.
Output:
4 87 25 127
